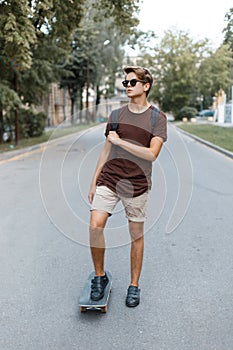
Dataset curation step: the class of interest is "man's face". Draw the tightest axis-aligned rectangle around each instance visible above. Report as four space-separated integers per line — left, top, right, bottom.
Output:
125 72 149 98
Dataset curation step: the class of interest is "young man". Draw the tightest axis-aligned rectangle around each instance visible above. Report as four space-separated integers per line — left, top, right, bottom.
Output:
88 66 167 307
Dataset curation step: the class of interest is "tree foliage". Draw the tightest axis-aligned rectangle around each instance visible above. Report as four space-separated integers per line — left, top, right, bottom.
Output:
198 44 233 106
0 0 86 141
141 29 209 114
1 1 36 69
0 0 140 141
223 7 233 52
17 0 85 104
177 106 198 120
92 0 140 33
138 28 233 117
60 1 140 122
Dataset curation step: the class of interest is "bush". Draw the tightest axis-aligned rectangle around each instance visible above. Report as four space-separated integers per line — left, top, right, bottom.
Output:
18 109 46 138
176 106 198 121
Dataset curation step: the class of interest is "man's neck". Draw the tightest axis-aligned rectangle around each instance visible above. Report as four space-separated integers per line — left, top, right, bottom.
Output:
128 99 150 113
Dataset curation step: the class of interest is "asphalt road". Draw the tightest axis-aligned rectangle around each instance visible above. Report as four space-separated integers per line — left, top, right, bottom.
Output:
1 123 233 350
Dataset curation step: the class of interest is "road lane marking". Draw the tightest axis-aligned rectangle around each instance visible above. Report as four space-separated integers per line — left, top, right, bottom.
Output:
0 146 46 165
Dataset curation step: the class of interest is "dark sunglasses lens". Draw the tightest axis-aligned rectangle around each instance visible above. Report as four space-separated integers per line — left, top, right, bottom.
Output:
130 79 137 86
122 80 128 87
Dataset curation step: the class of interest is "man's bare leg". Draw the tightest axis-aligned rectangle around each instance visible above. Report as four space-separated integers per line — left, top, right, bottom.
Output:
89 210 109 276
128 221 144 287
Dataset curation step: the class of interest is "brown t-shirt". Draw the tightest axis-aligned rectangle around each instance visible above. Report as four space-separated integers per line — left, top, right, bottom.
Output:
97 105 167 197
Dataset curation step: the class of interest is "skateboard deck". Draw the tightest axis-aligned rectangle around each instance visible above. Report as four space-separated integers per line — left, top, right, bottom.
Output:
79 271 112 313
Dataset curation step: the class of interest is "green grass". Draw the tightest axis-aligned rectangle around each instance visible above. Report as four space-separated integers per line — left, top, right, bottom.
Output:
0 122 98 154
177 123 233 152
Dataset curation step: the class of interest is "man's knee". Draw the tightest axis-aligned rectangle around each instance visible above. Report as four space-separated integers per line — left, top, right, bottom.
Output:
90 210 109 230
128 220 144 241
89 213 107 248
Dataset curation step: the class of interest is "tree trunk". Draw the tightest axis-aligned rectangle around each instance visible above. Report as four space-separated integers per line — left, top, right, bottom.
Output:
0 107 4 144
63 87 67 121
14 72 19 145
71 97 75 124
68 87 75 125
85 60 90 123
95 84 101 122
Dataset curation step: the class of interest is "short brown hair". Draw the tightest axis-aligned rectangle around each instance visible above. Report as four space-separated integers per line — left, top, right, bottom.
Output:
123 66 153 96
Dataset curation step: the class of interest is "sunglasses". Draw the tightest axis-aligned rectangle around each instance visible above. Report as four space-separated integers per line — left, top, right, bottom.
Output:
122 79 146 87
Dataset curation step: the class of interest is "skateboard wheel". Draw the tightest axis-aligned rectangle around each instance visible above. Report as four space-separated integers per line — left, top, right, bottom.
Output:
101 306 107 313
80 306 87 312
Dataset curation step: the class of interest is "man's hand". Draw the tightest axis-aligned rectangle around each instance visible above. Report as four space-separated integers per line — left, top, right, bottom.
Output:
88 184 96 204
107 131 121 145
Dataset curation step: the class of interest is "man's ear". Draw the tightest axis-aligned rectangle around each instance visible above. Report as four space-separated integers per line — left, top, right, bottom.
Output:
144 82 150 92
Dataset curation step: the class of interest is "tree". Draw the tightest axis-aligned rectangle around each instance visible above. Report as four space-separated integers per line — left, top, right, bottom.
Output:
198 44 233 107
223 7 233 52
0 0 141 141
223 7 233 99
0 1 37 70
0 0 37 143
139 29 233 117
141 29 209 116
18 0 86 105
26 0 140 110
61 0 141 123
60 31 88 124
92 0 140 34
0 0 86 142
61 23 125 123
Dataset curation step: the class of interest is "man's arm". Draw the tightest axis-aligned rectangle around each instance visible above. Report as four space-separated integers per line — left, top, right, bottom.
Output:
107 131 163 162
88 139 112 204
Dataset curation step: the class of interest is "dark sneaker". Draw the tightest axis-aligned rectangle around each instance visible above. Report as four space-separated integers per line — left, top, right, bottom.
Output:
90 274 109 301
125 286 140 307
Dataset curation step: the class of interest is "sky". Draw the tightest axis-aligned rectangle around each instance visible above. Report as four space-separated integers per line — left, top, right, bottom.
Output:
137 0 232 47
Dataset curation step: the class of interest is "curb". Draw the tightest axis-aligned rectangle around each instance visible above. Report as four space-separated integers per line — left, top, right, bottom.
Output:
0 143 45 162
177 127 233 159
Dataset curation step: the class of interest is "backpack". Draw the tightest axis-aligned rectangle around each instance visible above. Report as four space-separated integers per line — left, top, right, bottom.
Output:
110 105 160 134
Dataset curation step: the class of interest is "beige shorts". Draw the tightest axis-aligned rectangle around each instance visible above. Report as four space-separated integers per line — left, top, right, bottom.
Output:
91 186 149 222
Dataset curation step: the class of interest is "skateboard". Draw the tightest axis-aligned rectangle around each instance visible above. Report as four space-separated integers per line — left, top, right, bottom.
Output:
79 271 112 313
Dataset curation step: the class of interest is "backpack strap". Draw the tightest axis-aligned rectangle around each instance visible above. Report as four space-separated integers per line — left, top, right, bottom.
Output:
110 108 120 131
151 105 160 134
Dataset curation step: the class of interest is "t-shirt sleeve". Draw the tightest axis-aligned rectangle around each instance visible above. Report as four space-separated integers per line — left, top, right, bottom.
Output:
153 111 167 142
